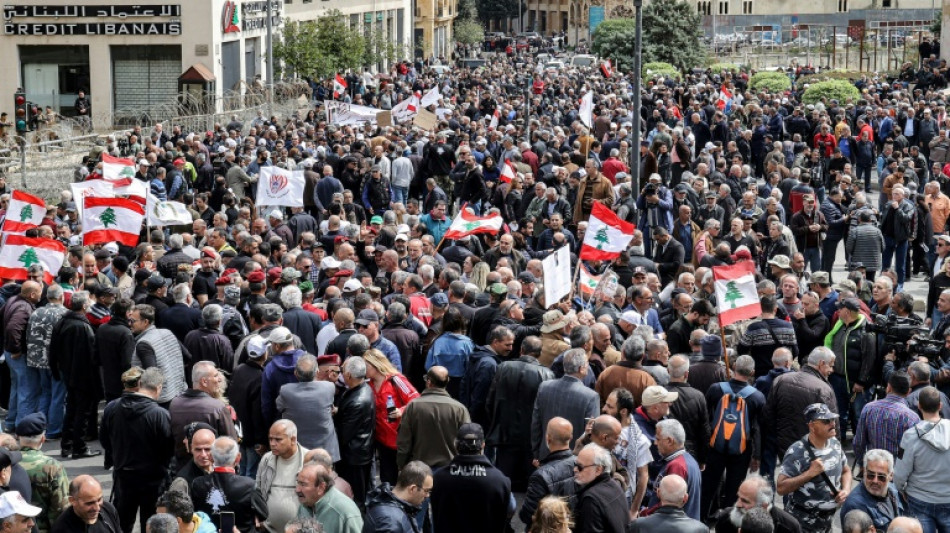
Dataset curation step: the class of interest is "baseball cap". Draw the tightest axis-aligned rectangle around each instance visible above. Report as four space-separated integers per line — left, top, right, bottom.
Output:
489 283 507 296
370 215 384 225
268 209 284 220
146 273 168 291
355 309 380 326
321 256 341 270
246 334 269 360
394 234 409 242
280 267 301 283
804 403 839 422
641 385 679 407
619 310 642 325
0 492 41 519
223 285 241 300
518 271 538 284
430 293 449 308
343 279 363 293
0 450 20 471
268 326 294 344
837 297 862 312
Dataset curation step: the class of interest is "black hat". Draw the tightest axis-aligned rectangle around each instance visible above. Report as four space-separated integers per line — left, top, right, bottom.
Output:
0 449 21 470
183 422 217 444
456 423 485 454
15 413 46 437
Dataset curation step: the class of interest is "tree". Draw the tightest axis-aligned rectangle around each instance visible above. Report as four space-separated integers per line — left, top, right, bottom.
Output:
594 227 610 249
642 0 704 71
18 205 32 222
592 19 638 72
17 248 38 268
476 0 520 25
100 207 118 228
454 18 485 47
723 281 744 309
273 11 366 80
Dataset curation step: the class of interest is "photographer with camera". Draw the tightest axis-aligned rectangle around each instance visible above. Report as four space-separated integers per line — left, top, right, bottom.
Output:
825 298 877 437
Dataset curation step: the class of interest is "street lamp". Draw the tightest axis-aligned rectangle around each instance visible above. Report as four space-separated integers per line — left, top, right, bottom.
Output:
631 0 643 189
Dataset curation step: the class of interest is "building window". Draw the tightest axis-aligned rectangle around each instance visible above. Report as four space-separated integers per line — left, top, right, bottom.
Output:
838 0 847 12
882 0 892 6
697 1 710 15
718 1 728 15
742 0 752 14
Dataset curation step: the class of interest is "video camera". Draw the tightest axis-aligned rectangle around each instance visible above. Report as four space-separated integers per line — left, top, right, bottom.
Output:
867 313 944 364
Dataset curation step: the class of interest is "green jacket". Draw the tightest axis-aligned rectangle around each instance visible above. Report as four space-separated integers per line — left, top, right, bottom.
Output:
297 486 363 533
20 448 69 533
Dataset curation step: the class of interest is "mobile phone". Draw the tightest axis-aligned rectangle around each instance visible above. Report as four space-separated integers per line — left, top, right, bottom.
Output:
219 512 235 533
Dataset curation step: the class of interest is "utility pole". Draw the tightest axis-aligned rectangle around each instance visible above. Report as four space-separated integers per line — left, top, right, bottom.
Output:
631 0 643 189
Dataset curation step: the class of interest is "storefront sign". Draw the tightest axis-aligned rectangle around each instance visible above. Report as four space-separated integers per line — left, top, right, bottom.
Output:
4 21 181 34
240 0 280 33
3 5 181 18
222 0 240 33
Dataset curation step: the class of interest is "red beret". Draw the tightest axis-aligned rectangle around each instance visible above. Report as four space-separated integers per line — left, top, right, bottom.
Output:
247 271 265 284
267 267 283 282
214 275 232 286
317 354 342 366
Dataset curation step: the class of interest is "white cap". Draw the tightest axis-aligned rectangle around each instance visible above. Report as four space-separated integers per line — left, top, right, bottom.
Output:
343 279 363 292
320 256 341 270
246 334 269 360
138 159 149 166
267 209 283 221
0 492 41 519
103 242 119 256
267 326 294 344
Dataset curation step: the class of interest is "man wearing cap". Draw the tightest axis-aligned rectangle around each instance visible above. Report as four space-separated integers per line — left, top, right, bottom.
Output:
777 403 851 532
261 326 305 425
100 367 172 532
0 491 41 533
143 273 170 314
230 331 269 477
824 297 877 435
355 309 402 372
430 423 512 533
538 310 571 368
276 354 338 458
51 475 121 533
17 413 69 533
265 209 294 249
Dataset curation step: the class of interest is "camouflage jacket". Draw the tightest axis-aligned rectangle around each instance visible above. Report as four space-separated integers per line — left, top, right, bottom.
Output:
20 448 69 533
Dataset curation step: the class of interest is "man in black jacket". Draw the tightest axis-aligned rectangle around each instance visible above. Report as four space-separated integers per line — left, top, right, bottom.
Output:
228 334 268 478
96 298 136 402
666 355 710 469
51 476 123 533
49 291 102 459
519 417 576 528
100 367 173 533
191 437 268 532
430 424 512 533
334 356 376 509
573 443 628 533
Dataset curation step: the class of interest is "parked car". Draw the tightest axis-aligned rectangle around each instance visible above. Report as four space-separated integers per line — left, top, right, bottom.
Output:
570 54 597 67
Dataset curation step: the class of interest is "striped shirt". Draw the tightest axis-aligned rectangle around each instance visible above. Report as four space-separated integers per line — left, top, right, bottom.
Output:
853 394 920 464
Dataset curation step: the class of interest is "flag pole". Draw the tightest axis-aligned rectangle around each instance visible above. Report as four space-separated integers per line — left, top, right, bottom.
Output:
435 202 467 252
718 317 732 380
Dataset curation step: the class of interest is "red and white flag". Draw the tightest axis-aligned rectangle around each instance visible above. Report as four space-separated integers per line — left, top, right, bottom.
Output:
580 202 635 261
600 59 613 78
443 208 504 241
713 261 762 326
0 235 64 284
579 264 602 296
100 154 136 187
2 190 45 234
499 160 517 183
579 90 594 129
82 196 145 247
489 108 500 129
716 84 733 113
114 178 147 206
391 94 421 123
333 74 347 99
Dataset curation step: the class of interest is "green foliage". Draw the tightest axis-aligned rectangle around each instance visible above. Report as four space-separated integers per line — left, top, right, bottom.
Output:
708 62 739 73
454 17 485 46
592 18 637 72
643 61 681 80
642 0 704 71
273 12 366 79
457 0 477 20
749 71 791 92
797 70 863 86
801 80 861 105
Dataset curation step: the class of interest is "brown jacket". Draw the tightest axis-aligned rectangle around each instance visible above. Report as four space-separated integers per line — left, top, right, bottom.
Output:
594 361 657 407
539 331 569 367
573 173 616 224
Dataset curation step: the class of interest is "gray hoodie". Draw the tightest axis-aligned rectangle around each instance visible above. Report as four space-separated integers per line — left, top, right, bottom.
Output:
894 418 950 503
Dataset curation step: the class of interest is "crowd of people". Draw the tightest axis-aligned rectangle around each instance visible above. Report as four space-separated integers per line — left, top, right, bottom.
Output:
2 40 950 533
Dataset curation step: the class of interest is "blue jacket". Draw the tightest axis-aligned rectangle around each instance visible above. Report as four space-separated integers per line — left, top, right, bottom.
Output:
840 483 902 531
261 348 303 424
420 213 451 245
459 345 499 428
637 188 674 232
372 335 403 372
426 333 473 377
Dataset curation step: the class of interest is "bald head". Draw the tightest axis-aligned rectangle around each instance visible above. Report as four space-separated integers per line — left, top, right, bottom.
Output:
545 417 573 451
590 415 622 448
21 280 41 302
658 474 689 508
887 517 923 533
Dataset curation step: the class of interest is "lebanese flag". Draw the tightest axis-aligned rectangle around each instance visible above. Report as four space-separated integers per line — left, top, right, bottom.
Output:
579 90 594 128
82 196 145 247
114 178 147 206
716 84 733 114
489 108 500 129
100 153 136 187
600 59 613 78
499 160 517 183
579 264 602 296
443 208 504 240
333 74 347 99
0 235 65 284
579 202 635 261
2 190 45 234
713 261 762 326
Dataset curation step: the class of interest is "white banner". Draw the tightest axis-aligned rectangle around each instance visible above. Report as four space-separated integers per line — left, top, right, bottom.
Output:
325 101 379 126
542 245 572 308
580 90 594 129
256 166 306 207
391 95 420 123
420 86 442 107
146 194 193 226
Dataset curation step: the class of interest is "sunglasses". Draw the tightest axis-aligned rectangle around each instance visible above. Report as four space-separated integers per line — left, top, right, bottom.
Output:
865 471 889 481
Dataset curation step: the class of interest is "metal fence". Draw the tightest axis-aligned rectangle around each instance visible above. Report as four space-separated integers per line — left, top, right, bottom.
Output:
0 81 313 201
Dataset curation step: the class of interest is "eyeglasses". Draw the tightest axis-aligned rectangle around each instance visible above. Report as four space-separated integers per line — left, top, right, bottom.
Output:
865 471 889 481
573 463 598 472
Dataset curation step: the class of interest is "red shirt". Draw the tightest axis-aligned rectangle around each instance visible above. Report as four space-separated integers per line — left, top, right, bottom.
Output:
372 374 419 449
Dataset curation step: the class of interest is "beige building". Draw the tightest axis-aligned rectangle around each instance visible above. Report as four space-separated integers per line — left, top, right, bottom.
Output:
414 0 457 59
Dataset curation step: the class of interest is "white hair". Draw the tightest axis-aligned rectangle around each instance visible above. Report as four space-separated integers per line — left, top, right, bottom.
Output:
280 285 303 309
